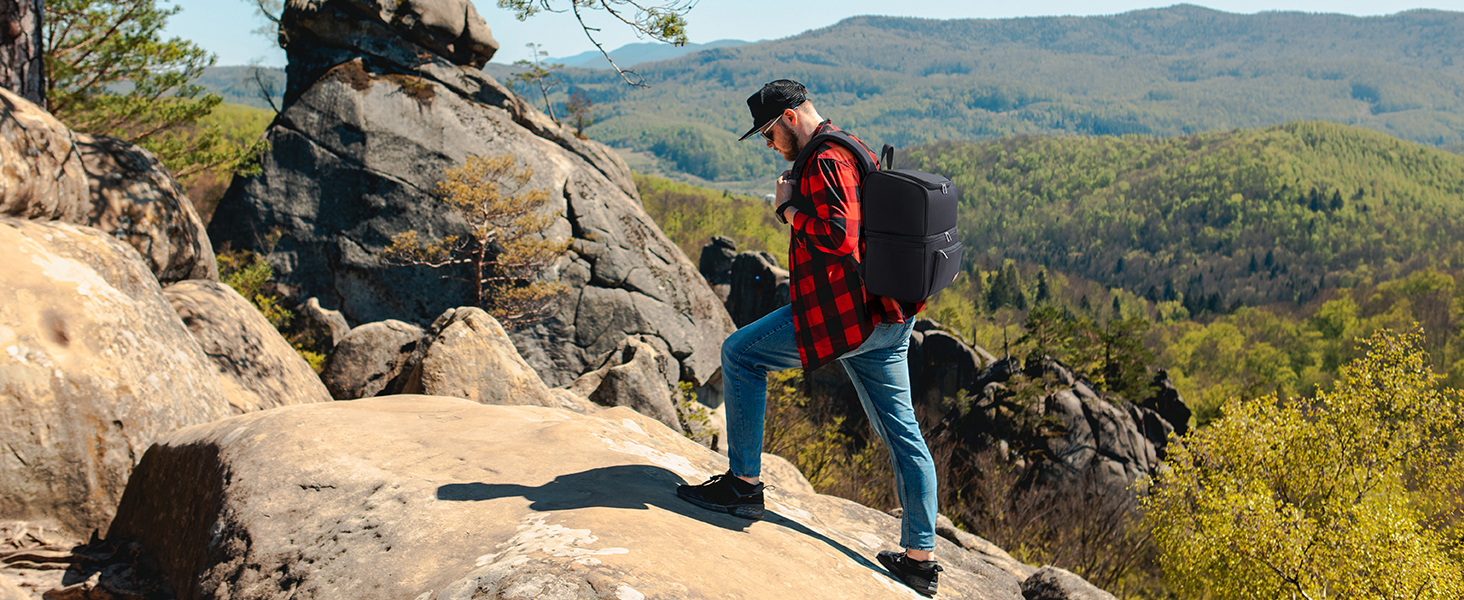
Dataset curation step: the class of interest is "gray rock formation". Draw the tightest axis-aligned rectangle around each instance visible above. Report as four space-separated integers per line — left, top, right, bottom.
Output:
727 250 790 328
911 323 987 408
1 89 216 285
210 0 734 390
402 306 589 413
299 296 352 349
164 279 333 413
107 395 1035 600
321 319 424 399
698 235 737 302
1021 566 1119 600
566 336 682 433
0 218 233 534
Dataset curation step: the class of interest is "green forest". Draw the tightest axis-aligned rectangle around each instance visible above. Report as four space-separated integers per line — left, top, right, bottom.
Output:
639 120 1464 429
507 5 1464 186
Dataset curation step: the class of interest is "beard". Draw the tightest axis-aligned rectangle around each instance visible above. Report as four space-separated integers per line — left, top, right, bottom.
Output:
780 125 803 161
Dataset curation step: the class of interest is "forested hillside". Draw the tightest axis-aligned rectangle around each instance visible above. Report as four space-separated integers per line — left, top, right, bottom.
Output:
542 5 1464 184
902 121 1464 311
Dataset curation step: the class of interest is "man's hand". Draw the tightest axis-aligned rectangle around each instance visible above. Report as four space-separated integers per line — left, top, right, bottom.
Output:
775 170 794 205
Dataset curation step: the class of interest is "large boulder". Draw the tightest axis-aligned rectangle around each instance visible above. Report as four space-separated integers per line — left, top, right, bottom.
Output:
210 0 734 389
402 306 588 413
75 133 217 284
0 218 233 534
1021 566 1118 600
164 279 333 413
567 336 682 433
0 88 90 222
320 319 425 399
108 395 1034 600
697 235 737 302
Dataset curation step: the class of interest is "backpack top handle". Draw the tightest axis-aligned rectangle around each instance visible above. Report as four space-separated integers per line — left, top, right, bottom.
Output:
880 144 895 171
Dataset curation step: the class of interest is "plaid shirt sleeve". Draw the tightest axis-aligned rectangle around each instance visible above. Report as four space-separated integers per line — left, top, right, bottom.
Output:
790 146 862 259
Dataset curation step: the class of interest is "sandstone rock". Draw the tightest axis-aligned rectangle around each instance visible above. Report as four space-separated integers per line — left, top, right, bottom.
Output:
916 327 987 406
726 251 789 328
0 88 89 222
1021 566 1118 600
1042 390 1096 476
567 336 682 433
108 396 1029 600
0 218 232 534
212 7 735 388
933 514 1038 581
164 279 332 413
320 319 424 399
0 575 26 600
405 307 590 413
75 133 217 284
299 297 351 348
0 89 218 285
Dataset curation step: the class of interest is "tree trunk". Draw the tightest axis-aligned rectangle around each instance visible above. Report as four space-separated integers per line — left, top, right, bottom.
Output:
0 0 43 108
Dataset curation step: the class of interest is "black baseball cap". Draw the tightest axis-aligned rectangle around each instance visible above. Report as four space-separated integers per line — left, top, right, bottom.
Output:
737 79 807 141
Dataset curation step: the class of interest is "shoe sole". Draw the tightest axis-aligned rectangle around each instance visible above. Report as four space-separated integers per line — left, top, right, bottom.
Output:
877 552 937 597
676 488 765 520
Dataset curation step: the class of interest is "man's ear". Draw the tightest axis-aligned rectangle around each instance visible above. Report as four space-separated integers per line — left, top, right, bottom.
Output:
783 108 798 127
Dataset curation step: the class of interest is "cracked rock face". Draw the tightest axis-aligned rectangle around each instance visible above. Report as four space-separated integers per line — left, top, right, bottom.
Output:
0 218 233 535
108 396 1029 600
209 0 733 389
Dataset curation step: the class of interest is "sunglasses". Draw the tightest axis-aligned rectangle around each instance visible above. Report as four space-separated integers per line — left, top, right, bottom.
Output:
759 115 783 142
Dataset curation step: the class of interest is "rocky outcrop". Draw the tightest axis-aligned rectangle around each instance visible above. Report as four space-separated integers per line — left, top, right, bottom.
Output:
567 336 682 433
321 319 425 399
698 235 736 302
107 395 1035 600
1021 566 1119 600
0 218 233 534
727 251 790 328
299 296 351 349
402 307 588 412
1 89 218 285
164 279 333 413
210 0 734 390
0 88 90 222
75 133 217 284
910 322 988 408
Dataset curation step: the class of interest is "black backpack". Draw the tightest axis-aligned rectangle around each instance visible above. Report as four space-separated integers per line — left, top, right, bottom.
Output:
782 129 963 303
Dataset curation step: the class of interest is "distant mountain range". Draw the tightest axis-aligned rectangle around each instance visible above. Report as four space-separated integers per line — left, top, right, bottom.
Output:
550 39 750 68
538 5 1464 183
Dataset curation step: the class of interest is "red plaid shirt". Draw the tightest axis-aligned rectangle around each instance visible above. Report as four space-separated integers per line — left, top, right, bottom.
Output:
788 122 922 370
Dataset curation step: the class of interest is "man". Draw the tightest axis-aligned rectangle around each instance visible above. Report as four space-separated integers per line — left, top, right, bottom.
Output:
676 79 942 596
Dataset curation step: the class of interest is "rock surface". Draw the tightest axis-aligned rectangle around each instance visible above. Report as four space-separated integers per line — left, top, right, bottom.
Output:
697 235 736 302
727 250 790 328
0 88 89 223
0 89 218 285
211 0 735 389
1020 566 1119 600
164 279 332 413
109 396 1030 600
321 319 425 399
75 133 218 284
402 307 586 412
0 218 232 534
567 336 682 433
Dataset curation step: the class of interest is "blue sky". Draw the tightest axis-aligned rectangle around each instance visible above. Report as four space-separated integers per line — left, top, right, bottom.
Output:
166 0 1464 68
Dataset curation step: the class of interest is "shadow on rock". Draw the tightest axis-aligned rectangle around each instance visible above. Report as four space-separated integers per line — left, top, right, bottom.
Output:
437 464 882 574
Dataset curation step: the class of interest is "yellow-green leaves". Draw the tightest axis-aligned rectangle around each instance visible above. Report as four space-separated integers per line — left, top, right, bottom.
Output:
1144 329 1464 599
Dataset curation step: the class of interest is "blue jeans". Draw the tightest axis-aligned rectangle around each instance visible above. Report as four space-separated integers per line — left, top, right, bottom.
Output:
721 304 938 551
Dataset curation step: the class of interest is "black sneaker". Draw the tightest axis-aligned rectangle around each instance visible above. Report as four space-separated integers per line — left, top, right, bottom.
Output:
676 471 765 520
877 550 942 596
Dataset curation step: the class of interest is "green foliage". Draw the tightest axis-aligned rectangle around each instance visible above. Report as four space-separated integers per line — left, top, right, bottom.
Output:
1144 329 1464 599
217 246 328 372
904 122 1464 312
384 155 570 328
511 43 562 121
634 172 785 261
762 371 896 507
44 0 265 180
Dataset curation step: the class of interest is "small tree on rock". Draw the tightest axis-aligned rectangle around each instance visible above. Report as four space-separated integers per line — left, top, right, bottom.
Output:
564 88 595 138
384 154 570 328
